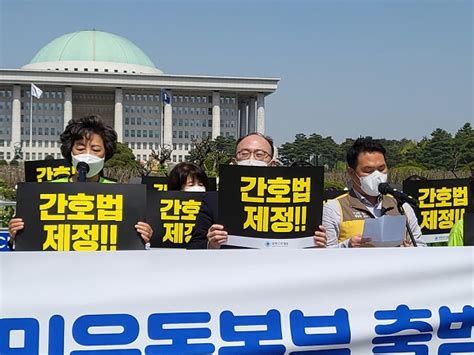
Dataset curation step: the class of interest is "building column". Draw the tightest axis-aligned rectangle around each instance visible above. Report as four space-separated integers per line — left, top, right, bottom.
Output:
163 89 173 147
64 86 72 130
248 97 256 133
256 93 265 134
239 101 247 137
114 88 123 142
212 91 221 139
11 85 21 148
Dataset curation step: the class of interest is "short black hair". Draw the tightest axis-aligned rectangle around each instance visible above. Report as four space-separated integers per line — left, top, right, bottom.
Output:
60 115 117 165
346 137 386 170
168 162 209 191
236 132 275 157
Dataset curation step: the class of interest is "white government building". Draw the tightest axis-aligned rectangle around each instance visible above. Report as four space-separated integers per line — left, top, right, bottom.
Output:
0 30 279 162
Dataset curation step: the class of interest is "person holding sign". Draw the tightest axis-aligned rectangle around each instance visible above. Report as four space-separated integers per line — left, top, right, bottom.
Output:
324 137 424 248
168 162 209 192
448 175 473 246
8 115 153 246
187 132 327 249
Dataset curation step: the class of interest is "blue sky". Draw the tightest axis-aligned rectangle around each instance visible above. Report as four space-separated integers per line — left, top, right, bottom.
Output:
0 0 472 145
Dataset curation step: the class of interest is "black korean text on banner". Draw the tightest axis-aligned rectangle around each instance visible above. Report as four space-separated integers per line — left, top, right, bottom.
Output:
146 191 205 248
25 159 75 182
15 183 147 251
403 178 470 235
219 165 324 247
141 176 218 191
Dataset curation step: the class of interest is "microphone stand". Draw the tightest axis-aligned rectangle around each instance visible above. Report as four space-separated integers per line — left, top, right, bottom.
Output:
395 199 417 247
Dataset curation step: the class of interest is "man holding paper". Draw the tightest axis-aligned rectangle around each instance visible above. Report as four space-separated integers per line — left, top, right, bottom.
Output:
324 137 425 248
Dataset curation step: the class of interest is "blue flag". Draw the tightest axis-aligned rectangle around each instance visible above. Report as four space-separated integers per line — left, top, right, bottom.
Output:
160 89 171 104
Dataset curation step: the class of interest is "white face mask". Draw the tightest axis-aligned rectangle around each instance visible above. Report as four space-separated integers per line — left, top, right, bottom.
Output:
237 159 269 167
358 170 388 197
183 185 206 192
71 153 105 178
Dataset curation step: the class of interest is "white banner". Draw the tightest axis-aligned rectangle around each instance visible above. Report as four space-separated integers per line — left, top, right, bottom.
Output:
1 247 473 354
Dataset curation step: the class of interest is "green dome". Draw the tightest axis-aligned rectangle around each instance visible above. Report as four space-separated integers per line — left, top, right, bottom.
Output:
25 30 161 74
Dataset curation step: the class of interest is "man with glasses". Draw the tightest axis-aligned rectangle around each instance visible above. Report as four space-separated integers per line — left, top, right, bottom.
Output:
187 132 327 249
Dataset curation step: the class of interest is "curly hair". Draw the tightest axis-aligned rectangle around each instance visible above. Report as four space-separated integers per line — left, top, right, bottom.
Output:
60 115 117 165
168 162 209 191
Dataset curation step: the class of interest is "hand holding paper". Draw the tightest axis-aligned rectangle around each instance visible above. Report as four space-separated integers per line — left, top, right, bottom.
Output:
362 215 406 247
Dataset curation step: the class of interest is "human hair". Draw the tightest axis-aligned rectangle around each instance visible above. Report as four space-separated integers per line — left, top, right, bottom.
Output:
236 132 275 157
168 162 209 191
346 137 386 170
60 115 117 165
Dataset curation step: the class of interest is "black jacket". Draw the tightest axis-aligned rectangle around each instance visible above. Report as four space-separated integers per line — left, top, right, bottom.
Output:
187 192 244 249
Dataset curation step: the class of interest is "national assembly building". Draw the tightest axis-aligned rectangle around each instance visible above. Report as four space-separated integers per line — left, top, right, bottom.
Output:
0 30 279 162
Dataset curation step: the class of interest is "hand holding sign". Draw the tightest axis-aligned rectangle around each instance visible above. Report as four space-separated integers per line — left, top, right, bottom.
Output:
207 224 228 249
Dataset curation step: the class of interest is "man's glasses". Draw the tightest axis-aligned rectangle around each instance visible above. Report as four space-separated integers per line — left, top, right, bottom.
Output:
236 149 271 161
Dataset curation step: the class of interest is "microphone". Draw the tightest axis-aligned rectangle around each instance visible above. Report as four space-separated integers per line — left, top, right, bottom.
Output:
378 183 419 207
77 162 89 182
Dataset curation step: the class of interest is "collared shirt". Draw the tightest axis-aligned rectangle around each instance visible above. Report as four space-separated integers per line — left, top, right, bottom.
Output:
323 189 425 248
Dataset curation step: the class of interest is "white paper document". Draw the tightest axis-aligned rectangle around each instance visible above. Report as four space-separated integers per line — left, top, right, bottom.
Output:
362 215 406 247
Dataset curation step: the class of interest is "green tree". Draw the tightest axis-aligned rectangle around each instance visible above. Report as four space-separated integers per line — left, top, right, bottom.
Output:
0 178 15 227
278 133 312 166
105 142 139 169
454 122 474 171
418 128 455 171
188 136 236 176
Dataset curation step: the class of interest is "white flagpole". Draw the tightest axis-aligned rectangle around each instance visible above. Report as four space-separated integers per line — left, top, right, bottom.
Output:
29 88 33 149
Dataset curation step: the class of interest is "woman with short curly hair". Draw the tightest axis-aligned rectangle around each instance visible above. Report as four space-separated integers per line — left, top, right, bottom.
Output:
8 115 153 246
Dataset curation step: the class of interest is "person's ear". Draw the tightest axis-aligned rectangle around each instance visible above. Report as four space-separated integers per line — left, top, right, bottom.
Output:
230 158 238 165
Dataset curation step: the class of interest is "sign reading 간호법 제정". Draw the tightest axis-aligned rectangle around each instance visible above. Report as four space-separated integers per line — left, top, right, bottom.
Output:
403 178 471 236
146 190 206 248
141 175 218 192
25 159 76 182
14 182 147 251
218 165 324 248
